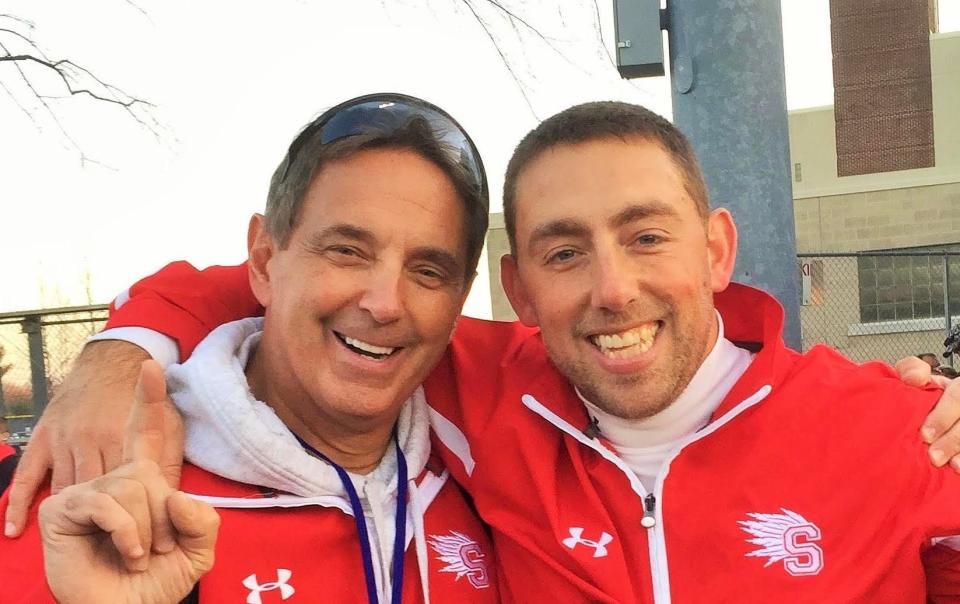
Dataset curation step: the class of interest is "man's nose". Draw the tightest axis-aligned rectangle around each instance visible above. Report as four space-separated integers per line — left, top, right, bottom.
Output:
590 249 638 312
359 267 405 324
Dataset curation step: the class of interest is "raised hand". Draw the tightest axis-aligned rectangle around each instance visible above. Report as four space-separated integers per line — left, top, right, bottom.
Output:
5 340 185 538
38 361 218 604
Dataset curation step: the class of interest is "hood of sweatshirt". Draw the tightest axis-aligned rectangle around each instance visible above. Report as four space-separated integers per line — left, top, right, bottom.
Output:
165 317 439 602
165 317 431 499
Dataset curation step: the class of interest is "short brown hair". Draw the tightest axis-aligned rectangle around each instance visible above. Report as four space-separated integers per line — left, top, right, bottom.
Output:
502 101 709 253
265 116 488 285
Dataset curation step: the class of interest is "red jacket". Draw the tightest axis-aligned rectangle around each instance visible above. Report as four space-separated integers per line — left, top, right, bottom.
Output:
0 460 498 603
94 262 960 602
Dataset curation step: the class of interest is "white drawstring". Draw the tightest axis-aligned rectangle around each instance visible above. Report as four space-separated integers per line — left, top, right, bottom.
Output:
408 478 431 604
364 479 394 603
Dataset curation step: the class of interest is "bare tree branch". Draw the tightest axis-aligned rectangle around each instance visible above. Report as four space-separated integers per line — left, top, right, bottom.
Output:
0 40 90 163
0 76 38 127
122 0 149 18
590 0 618 69
0 11 164 162
0 55 151 109
460 0 538 117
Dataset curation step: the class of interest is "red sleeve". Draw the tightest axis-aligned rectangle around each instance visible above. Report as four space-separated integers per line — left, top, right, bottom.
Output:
425 317 539 491
0 484 55 602
106 261 263 361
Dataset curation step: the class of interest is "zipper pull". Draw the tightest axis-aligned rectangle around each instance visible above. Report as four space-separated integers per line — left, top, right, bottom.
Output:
641 493 656 528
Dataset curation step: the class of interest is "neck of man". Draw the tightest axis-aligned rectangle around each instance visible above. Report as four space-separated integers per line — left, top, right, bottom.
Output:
245 345 398 476
580 311 755 490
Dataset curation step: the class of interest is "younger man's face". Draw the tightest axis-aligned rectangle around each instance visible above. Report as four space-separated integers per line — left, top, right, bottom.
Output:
502 137 736 419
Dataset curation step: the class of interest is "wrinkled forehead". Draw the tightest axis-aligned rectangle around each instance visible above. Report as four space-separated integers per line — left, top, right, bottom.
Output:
512 138 696 238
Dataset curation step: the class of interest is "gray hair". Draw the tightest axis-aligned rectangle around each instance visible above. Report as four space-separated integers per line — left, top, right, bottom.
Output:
264 116 488 284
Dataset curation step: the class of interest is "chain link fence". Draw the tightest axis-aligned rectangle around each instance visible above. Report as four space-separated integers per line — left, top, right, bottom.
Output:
0 305 108 444
798 252 960 367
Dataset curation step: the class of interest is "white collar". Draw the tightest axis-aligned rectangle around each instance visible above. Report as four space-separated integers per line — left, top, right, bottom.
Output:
166 317 432 499
580 311 755 450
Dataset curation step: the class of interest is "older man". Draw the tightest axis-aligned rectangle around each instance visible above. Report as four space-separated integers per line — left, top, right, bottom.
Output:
10 101 960 602
0 94 498 603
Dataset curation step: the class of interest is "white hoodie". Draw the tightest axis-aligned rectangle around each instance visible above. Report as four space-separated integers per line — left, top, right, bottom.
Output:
165 317 439 603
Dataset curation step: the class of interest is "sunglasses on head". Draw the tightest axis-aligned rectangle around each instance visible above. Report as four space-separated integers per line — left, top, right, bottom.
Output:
282 93 488 203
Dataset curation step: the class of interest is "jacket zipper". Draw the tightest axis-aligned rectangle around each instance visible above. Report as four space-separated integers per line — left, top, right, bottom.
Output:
523 385 772 604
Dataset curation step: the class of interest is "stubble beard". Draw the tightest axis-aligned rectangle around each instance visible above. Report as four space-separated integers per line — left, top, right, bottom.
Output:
553 304 715 422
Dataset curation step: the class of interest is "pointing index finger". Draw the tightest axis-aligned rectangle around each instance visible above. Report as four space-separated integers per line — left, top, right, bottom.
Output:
123 360 168 464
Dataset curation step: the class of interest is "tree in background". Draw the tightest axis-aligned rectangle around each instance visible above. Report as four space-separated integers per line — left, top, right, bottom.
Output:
0 9 161 164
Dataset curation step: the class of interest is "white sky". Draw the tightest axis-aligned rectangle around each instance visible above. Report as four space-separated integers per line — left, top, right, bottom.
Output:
2 0 958 318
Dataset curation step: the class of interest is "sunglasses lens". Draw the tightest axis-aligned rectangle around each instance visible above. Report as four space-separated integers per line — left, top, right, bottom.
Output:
285 95 486 199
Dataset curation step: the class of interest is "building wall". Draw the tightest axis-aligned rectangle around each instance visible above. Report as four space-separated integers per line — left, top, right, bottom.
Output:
485 213 516 321
790 32 960 361
789 32 960 204
798 255 954 364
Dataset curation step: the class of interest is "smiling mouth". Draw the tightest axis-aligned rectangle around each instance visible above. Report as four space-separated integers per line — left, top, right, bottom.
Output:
334 332 400 361
589 322 660 359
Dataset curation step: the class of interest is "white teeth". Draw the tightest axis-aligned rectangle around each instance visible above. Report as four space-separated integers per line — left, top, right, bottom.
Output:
343 336 396 356
591 324 659 359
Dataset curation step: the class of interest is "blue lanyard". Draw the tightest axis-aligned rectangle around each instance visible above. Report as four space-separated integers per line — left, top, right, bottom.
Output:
293 430 408 604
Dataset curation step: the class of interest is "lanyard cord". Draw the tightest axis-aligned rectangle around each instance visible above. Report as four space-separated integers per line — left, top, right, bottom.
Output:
293 430 408 604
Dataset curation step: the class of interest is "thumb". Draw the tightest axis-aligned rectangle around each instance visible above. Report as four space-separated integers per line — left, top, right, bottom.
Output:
895 356 931 387
168 491 219 573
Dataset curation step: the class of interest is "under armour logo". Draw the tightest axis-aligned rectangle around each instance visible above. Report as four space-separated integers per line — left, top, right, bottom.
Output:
562 527 614 558
242 568 296 604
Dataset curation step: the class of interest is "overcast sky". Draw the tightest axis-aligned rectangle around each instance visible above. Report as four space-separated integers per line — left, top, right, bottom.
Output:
2 0 958 318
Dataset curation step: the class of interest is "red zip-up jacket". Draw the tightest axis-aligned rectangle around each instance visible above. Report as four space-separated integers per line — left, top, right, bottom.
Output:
86 262 960 601
0 459 498 603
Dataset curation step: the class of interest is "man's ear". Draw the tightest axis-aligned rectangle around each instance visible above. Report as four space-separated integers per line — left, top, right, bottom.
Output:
247 214 275 307
706 208 738 293
500 254 539 327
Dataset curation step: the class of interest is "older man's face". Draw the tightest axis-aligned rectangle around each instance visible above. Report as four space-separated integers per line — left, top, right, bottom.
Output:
250 147 471 425
502 137 736 420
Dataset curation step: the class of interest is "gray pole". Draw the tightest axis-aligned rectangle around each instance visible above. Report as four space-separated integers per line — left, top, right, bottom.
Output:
666 0 801 348
22 317 49 416
944 255 952 366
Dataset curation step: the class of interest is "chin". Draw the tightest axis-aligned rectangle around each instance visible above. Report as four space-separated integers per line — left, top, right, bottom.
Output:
594 387 676 421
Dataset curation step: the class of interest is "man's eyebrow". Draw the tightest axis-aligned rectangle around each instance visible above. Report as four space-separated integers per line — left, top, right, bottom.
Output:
306 223 375 246
609 201 678 229
527 219 590 253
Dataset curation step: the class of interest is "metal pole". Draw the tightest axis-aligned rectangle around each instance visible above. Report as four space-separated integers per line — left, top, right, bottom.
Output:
945 254 953 367
666 0 801 348
21 317 49 416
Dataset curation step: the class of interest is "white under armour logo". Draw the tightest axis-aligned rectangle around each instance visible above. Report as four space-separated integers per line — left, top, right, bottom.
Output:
562 527 614 558
739 508 824 576
242 568 296 604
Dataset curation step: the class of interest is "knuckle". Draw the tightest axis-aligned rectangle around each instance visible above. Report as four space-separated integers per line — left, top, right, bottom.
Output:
945 429 960 448
128 458 161 477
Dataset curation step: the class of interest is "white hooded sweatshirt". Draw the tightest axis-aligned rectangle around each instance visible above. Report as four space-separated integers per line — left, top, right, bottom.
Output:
165 317 438 603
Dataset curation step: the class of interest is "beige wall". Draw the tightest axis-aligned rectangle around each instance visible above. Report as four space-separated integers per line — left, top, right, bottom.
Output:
790 32 960 358
485 213 517 321
793 183 960 253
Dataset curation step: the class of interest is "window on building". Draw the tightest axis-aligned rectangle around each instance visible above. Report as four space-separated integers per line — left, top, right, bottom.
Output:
858 245 960 323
